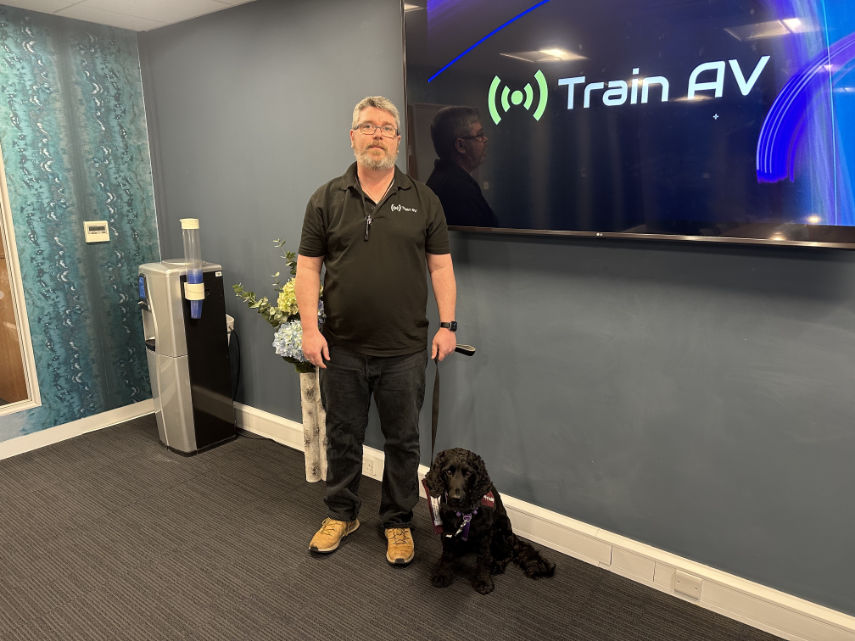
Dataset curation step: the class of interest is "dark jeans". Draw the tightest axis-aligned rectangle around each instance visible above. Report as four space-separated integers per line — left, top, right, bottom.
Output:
320 345 427 529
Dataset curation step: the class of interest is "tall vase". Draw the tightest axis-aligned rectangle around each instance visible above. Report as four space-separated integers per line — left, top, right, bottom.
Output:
299 368 327 482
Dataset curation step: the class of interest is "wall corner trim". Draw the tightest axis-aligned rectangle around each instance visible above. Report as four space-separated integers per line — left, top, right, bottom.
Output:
235 402 855 641
0 399 155 461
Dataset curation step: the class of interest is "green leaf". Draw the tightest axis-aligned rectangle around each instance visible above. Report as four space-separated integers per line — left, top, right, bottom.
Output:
231 237 317 333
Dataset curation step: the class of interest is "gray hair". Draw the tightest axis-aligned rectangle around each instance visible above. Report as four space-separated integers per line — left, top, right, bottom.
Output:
430 106 481 160
351 96 400 132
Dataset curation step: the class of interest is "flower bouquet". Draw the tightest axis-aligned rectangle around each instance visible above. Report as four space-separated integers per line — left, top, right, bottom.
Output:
232 239 322 374
233 239 327 482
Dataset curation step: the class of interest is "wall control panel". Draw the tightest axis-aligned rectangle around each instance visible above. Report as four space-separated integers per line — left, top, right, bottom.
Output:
84 220 110 243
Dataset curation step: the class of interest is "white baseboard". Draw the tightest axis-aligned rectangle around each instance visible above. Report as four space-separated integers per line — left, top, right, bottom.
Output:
0 399 155 461
234 402 855 641
235 402 306 449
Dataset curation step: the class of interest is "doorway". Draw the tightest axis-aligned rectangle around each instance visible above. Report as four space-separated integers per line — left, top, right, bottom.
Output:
0 144 39 414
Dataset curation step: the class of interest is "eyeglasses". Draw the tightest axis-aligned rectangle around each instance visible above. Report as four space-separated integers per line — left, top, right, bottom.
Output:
459 133 488 142
354 123 399 138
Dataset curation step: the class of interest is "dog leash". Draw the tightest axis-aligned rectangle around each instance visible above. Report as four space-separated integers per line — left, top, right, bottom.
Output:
425 343 475 534
430 343 476 461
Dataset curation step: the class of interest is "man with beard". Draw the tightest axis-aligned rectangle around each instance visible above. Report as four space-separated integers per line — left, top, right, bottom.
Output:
426 106 498 228
295 96 458 566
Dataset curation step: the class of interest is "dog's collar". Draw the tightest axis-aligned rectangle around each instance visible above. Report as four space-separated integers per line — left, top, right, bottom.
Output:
443 491 496 541
448 509 477 540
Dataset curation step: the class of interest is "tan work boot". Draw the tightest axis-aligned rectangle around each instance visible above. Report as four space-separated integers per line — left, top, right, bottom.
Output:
384 527 414 566
309 517 360 553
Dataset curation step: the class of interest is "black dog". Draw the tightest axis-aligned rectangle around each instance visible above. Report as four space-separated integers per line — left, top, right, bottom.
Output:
423 448 555 594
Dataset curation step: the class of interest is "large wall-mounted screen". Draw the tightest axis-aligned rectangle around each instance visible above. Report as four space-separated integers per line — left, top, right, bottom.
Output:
403 0 855 248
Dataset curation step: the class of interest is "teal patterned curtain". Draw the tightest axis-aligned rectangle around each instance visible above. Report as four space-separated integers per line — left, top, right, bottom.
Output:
0 7 159 439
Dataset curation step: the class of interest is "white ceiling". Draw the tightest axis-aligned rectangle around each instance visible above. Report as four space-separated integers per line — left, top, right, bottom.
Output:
0 0 256 32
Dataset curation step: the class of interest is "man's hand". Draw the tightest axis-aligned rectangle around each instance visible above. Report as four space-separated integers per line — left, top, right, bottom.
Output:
427 252 457 361
431 327 457 361
295 254 327 369
302 329 330 369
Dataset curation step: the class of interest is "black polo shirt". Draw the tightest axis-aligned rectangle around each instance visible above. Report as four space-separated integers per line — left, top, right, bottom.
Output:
299 162 450 356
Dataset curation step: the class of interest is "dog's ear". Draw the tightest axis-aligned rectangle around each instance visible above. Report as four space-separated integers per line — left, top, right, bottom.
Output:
424 450 449 497
469 451 493 499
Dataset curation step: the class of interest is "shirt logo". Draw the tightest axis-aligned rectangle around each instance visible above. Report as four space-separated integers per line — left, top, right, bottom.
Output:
391 204 417 213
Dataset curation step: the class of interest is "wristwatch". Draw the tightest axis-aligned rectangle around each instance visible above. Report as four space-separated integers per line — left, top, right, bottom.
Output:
439 321 457 332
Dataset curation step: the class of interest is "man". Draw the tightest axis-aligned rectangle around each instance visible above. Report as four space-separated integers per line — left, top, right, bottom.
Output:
426 106 498 228
295 96 458 566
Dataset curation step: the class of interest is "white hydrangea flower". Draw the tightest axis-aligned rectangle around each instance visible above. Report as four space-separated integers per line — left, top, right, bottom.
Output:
273 320 306 362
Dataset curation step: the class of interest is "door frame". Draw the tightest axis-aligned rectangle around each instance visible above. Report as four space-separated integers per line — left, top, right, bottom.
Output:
0 142 41 416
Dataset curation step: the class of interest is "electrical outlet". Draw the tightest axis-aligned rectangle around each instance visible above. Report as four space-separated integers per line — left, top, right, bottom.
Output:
674 570 703 599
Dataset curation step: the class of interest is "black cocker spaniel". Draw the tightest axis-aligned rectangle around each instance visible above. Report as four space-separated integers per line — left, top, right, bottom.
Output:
423 448 556 594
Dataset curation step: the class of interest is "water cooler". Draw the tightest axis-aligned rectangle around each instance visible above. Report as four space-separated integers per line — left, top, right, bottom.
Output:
138 260 236 454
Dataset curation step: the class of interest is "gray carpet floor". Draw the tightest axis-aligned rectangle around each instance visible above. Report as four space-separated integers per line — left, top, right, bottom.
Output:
0 415 783 641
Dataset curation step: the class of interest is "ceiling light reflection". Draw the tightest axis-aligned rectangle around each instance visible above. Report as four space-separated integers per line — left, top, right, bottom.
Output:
725 17 817 42
501 49 586 63
674 95 713 102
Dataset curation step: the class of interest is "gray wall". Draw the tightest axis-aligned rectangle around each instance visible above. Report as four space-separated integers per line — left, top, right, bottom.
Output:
139 0 855 616
140 0 407 416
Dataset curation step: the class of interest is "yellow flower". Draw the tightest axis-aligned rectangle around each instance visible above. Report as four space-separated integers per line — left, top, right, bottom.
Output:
277 278 300 317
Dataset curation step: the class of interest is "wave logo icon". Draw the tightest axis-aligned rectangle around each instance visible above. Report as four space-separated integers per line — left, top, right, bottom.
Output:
488 69 548 125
